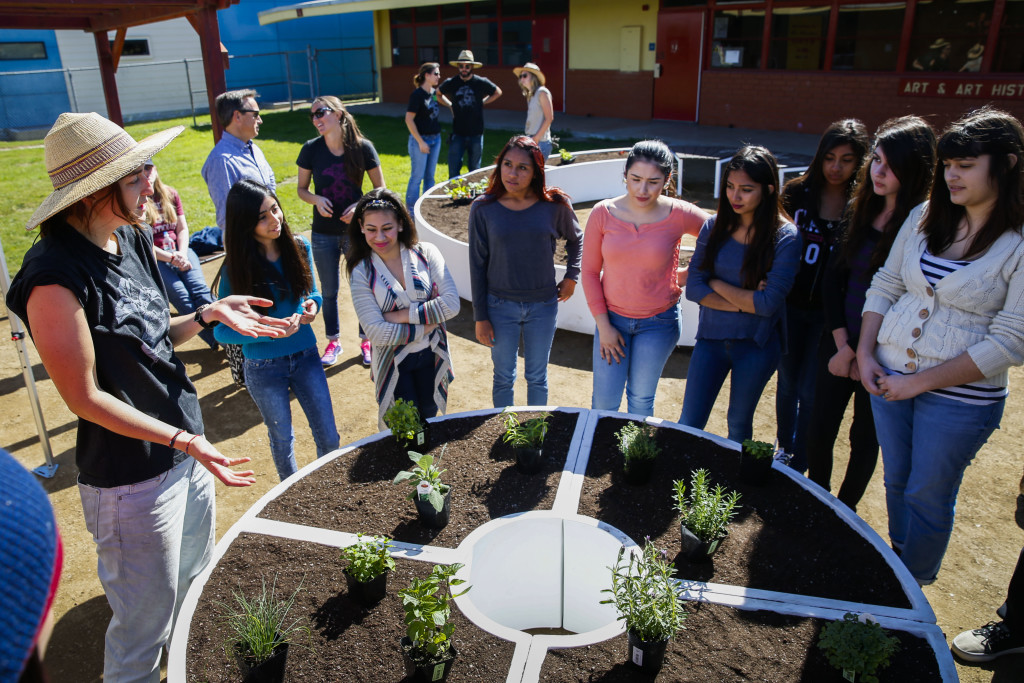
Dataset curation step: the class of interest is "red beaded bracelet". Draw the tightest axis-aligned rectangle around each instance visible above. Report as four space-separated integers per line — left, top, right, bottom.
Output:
169 429 185 448
184 433 201 456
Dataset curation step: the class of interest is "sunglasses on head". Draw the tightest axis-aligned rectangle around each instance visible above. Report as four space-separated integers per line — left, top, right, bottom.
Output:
310 107 333 120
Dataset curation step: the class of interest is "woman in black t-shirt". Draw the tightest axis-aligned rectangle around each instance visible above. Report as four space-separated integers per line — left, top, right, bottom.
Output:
405 62 442 209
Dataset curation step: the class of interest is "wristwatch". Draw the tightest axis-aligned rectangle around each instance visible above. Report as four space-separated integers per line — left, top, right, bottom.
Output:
193 304 219 330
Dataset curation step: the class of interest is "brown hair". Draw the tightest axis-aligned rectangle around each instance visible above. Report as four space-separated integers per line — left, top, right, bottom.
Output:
313 95 370 184
413 62 439 87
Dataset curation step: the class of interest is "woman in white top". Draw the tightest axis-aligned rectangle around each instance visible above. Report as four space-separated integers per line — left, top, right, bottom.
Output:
513 62 554 159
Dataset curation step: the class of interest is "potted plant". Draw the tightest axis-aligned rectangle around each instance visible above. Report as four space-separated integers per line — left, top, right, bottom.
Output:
740 438 775 485
557 147 576 165
600 541 687 675
615 421 660 484
398 562 471 682
393 449 451 528
501 410 552 474
384 398 427 450
218 575 310 683
673 468 742 562
340 534 396 607
817 612 900 682
444 178 474 205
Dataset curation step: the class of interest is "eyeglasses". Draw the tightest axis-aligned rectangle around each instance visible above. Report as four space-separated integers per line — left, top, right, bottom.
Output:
238 109 260 117
310 107 333 120
518 73 532 80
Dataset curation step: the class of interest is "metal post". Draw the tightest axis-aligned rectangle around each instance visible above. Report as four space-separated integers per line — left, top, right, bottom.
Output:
66 69 79 112
184 58 197 127
0 238 56 478
284 52 294 111
307 45 316 99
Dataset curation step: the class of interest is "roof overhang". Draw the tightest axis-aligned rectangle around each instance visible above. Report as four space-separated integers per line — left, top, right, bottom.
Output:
258 0 483 25
0 1 238 33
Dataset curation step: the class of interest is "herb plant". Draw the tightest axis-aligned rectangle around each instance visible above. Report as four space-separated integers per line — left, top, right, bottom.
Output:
501 411 552 448
444 178 487 202
399 563 471 663
817 613 900 683
218 575 310 665
383 398 424 447
600 541 687 642
341 534 396 583
616 421 661 465
742 439 775 460
558 148 575 162
393 449 450 512
673 469 742 543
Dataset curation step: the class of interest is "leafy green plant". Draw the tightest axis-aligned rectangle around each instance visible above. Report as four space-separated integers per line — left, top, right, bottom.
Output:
341 534 396 583
600 541 687 642
673 469 741 543
616 421 661 465
393 449 450 512
384 398 424 446
817 613 900 682
501 411 552 448
444 177 488 201
398 563 471 663
218 575 310 665
558 148 575 162
741 439 775 460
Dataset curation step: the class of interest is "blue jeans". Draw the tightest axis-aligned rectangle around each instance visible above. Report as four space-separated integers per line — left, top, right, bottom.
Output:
679 336 781 442
487 294 559 407
775 305 825 470
407 133 441 208
79 457 214 683
394 347 441 420
244 346 340 481
448 133 484 179
870 391 1004 584
310 231 351 340
158 249 216 348
539 140 553 159
592 306 681 416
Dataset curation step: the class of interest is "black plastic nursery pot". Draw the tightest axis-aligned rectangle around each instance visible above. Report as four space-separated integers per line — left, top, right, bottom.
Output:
400 637 458 682
626 630 669 675
515 446 545 474
739 450 773 485
397 426 429 453
413 488 451 529
234 641 289 683
679 522 725 562
622 457 655 485
343 569 388 607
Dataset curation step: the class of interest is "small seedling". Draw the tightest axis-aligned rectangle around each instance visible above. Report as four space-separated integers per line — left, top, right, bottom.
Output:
501 411 552 449
673 469 741 544
393 449 450 512
817 613 899 683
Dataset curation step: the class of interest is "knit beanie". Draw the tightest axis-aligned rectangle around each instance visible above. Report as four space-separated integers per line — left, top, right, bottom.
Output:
0 449 61 682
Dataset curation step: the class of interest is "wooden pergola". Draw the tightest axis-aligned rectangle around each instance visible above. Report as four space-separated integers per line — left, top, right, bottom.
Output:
0 0 241 139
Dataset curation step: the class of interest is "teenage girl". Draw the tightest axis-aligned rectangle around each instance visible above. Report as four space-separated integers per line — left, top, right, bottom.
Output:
806 117 936 511
215 179 339 481
776 120 869 470
679 146 801 442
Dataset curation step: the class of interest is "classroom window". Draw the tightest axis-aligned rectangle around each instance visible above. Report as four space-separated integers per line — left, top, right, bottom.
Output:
768 6 830 70
832 2 905 71
711 9 765 68
0 42 47 60
909 0 993 72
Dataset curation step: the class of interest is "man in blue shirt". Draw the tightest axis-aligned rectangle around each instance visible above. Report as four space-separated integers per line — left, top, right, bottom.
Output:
201 89 277 231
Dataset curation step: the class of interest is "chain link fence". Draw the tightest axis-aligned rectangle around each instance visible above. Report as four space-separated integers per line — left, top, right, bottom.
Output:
0 46 377 140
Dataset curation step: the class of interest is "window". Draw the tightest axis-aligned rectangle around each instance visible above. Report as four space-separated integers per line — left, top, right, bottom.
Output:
502 20 532 66
109 38 150 57
392 26 415 65
909 0 993 72
832 3 905 71
769 6 829 70
995 0 1024 72
711 9 765 68
536 0 569 14
415 25 440 63
0 42 47 61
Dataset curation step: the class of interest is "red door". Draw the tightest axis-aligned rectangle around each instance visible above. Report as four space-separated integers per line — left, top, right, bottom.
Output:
653 11 705 121
532 17 565 112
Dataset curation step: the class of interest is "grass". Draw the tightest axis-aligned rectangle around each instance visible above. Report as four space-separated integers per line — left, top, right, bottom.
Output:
0 105 628 274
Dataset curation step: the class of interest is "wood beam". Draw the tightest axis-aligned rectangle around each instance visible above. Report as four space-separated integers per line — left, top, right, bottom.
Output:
111 27 126 71
93 30 123 126
191 6 228 141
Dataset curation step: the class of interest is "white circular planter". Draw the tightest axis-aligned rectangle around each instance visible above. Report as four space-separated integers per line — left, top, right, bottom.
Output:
414 150 701 346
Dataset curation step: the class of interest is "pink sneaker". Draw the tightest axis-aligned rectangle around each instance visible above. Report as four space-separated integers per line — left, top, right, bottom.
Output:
360 339 372 366
321 340 341 366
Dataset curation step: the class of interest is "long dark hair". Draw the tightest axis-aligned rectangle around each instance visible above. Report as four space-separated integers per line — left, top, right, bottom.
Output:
313 95 370 185
345 187 418 276
223 179 312 303
624 139 674 181
483 135 570 204
701 146 785 289
922 106 1024 259
784 119 869 210
841 116 936 273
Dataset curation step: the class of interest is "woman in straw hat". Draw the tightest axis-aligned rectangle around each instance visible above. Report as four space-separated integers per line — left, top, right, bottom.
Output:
5 112 288 682
514 62 554 158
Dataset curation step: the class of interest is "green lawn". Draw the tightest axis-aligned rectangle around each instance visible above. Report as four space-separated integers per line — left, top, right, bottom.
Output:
0 107 621 274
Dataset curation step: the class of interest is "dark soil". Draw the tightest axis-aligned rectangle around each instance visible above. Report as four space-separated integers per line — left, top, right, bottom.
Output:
540 601 941 682
578 416 911 608
258 411 579 548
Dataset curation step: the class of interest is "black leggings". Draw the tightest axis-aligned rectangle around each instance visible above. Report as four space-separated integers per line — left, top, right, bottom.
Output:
1006 547 1024 632
805 335 880 512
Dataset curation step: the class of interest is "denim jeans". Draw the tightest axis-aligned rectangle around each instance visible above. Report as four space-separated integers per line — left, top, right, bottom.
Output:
870 391 1004 584
244 346 340 481
448 133 484 179
79 457 214 683
538 140 553 159
406 133 441 208
158 249 216 348
592 306 681 416
310 231 351 339
487 294 559 407
679 336 781 443
394 347 441 420
775 305 825 470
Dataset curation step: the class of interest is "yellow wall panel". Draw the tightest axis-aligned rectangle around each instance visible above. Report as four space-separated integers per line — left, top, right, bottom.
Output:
568 0 657 71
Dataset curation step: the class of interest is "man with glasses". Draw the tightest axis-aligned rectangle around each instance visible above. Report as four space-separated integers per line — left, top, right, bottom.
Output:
439 50 502 179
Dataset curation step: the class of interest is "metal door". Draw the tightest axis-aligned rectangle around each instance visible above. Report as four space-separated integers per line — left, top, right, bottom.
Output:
653 11 705 121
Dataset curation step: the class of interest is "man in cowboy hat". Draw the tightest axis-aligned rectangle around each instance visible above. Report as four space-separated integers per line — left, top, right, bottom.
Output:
439 49 502 179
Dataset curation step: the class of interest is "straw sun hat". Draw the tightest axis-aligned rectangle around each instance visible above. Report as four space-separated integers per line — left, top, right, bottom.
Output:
26 112 183 230
513 62 546 86
450 49 483 68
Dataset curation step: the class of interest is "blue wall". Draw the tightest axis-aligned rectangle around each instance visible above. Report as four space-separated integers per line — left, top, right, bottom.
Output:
0 29 70 134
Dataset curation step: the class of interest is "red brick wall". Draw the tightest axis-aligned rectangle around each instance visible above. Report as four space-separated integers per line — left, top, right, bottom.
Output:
699 71 1024 134
565 69 654 120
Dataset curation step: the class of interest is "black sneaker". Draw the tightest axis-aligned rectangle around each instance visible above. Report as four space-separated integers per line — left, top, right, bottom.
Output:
952 621 1024 662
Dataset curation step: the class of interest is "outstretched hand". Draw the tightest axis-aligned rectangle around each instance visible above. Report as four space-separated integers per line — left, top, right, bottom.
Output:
211 296 290 338
187 435 256 487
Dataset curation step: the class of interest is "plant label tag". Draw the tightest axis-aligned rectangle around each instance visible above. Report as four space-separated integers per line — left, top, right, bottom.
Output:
417 481 433 500
432 663 445 681
631 645 644 666
416 431 425 446
842 669 856 682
